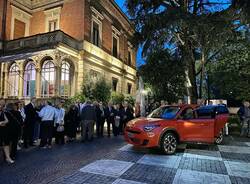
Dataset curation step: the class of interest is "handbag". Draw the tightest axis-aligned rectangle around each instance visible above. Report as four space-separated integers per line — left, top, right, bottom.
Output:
56 125 64 132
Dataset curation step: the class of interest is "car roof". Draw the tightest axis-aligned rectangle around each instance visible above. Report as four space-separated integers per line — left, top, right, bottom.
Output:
198 105 227 110
162 104 198 109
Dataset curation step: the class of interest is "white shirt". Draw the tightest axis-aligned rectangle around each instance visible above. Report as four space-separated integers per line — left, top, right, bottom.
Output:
55 108 65 125
38 105 56 121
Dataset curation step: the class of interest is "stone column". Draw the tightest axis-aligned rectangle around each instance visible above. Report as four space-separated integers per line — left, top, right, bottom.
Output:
35 67 41 98
0 63 3 98
18 68 24 99
3 64 8 99
54 64 61 97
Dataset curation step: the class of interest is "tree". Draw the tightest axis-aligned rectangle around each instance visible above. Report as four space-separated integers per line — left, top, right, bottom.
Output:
139 49 186 103
125 0 249 103
82 75 111 103
111 92 125 104
210 37 250 101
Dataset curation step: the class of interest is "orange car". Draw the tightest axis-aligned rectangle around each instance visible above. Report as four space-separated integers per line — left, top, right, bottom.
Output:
124 104 229 154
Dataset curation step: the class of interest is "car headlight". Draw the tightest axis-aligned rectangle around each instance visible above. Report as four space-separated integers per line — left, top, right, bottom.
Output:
143 124 160 132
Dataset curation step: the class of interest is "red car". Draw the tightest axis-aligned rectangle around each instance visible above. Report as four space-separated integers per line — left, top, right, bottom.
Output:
124 104 229 154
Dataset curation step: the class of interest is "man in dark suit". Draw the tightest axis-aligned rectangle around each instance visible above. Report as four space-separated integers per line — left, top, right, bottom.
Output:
23 98 38 148
105 102 116 137
123 101 134 130
80 101 97 142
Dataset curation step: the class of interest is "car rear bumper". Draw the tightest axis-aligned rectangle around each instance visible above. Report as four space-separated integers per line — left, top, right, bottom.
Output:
124 127 159 148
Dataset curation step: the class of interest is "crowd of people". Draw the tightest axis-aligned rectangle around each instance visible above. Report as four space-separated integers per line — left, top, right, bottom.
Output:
0 98 135 164
1 97 249 165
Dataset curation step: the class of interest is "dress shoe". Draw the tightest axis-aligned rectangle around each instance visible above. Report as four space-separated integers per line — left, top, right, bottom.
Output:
6 158 15 164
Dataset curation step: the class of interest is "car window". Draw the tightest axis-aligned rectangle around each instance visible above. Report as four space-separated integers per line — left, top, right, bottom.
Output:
148 106 180 119
196 108 215 119
180 108 194 119
216 106 229 115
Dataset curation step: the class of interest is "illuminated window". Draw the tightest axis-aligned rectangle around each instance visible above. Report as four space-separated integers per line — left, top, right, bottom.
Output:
60 62 70 97
41 60 55 97
9 63 19 96
24 62 36 97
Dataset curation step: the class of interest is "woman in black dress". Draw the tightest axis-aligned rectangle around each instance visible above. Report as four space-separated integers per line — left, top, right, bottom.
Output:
65 105 79 142
5 103 23 160
0 103 14 164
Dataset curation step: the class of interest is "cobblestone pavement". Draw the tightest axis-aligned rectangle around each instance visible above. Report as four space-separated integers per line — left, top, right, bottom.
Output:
1 135 250 184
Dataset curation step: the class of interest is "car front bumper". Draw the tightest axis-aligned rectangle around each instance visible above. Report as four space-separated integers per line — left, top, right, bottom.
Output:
124 127 160 148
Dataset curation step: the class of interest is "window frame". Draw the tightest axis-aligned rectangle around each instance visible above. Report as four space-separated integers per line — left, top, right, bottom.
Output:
60 61 71 97
41 60 55 97
8 63 20 97
91 17 102 47
112 33 119 58
112 78 118 92
24 62 36 97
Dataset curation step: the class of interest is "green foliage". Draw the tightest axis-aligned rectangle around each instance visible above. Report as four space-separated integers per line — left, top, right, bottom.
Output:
139 49 186 103
111 92 125 105
125 0 249 103
63 93 85 110
125 95 135 106
210 39 250 101
82 75 111 103
92 78 111 103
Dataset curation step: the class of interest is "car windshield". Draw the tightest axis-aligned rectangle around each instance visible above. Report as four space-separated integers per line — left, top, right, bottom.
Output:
148 106 180 119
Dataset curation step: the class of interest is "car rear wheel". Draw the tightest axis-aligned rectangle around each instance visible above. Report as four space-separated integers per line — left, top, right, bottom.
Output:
215 130 223 144
161 132 177 155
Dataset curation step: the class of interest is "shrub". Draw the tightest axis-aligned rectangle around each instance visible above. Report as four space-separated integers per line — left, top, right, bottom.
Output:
111 92 125 104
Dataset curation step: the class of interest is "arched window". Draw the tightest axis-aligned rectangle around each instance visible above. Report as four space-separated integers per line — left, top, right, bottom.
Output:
41 60 55 97
9 63 19 96
24 62 36 97
60 62 70 97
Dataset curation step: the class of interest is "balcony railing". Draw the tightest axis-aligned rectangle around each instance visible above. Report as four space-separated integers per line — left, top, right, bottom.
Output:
4 30 82 55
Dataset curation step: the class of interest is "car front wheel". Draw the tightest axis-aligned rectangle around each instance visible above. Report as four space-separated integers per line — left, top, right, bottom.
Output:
161 132 177 155
215 130 224 144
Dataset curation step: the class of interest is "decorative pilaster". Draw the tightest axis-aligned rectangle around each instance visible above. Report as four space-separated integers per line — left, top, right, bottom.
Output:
18 68 24 99
54 64 61 97
3 64 8 99
35 67 41 98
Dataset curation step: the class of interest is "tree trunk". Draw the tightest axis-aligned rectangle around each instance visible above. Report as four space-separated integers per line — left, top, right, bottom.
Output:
199 50 205 98
182 44 198 104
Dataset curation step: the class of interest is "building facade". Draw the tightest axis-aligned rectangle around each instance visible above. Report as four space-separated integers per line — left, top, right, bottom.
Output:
0 0 137 103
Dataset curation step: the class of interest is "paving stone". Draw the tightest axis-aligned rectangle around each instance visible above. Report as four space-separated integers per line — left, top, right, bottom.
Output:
218 145 250 154
119 144 148 154
112 179 147 184
79 160 134 178
245 142 250 147
137 154 182 169
186 144 219 151
121 163 177 184
49 172 116 184
178 157 228 175
104 150 144 162
224 161 250 179
184 149 222 161
230 176 250 184
173 169 231 184
221 152 250 163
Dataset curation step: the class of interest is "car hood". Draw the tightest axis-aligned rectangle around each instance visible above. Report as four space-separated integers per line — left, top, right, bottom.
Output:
127 117 162 128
